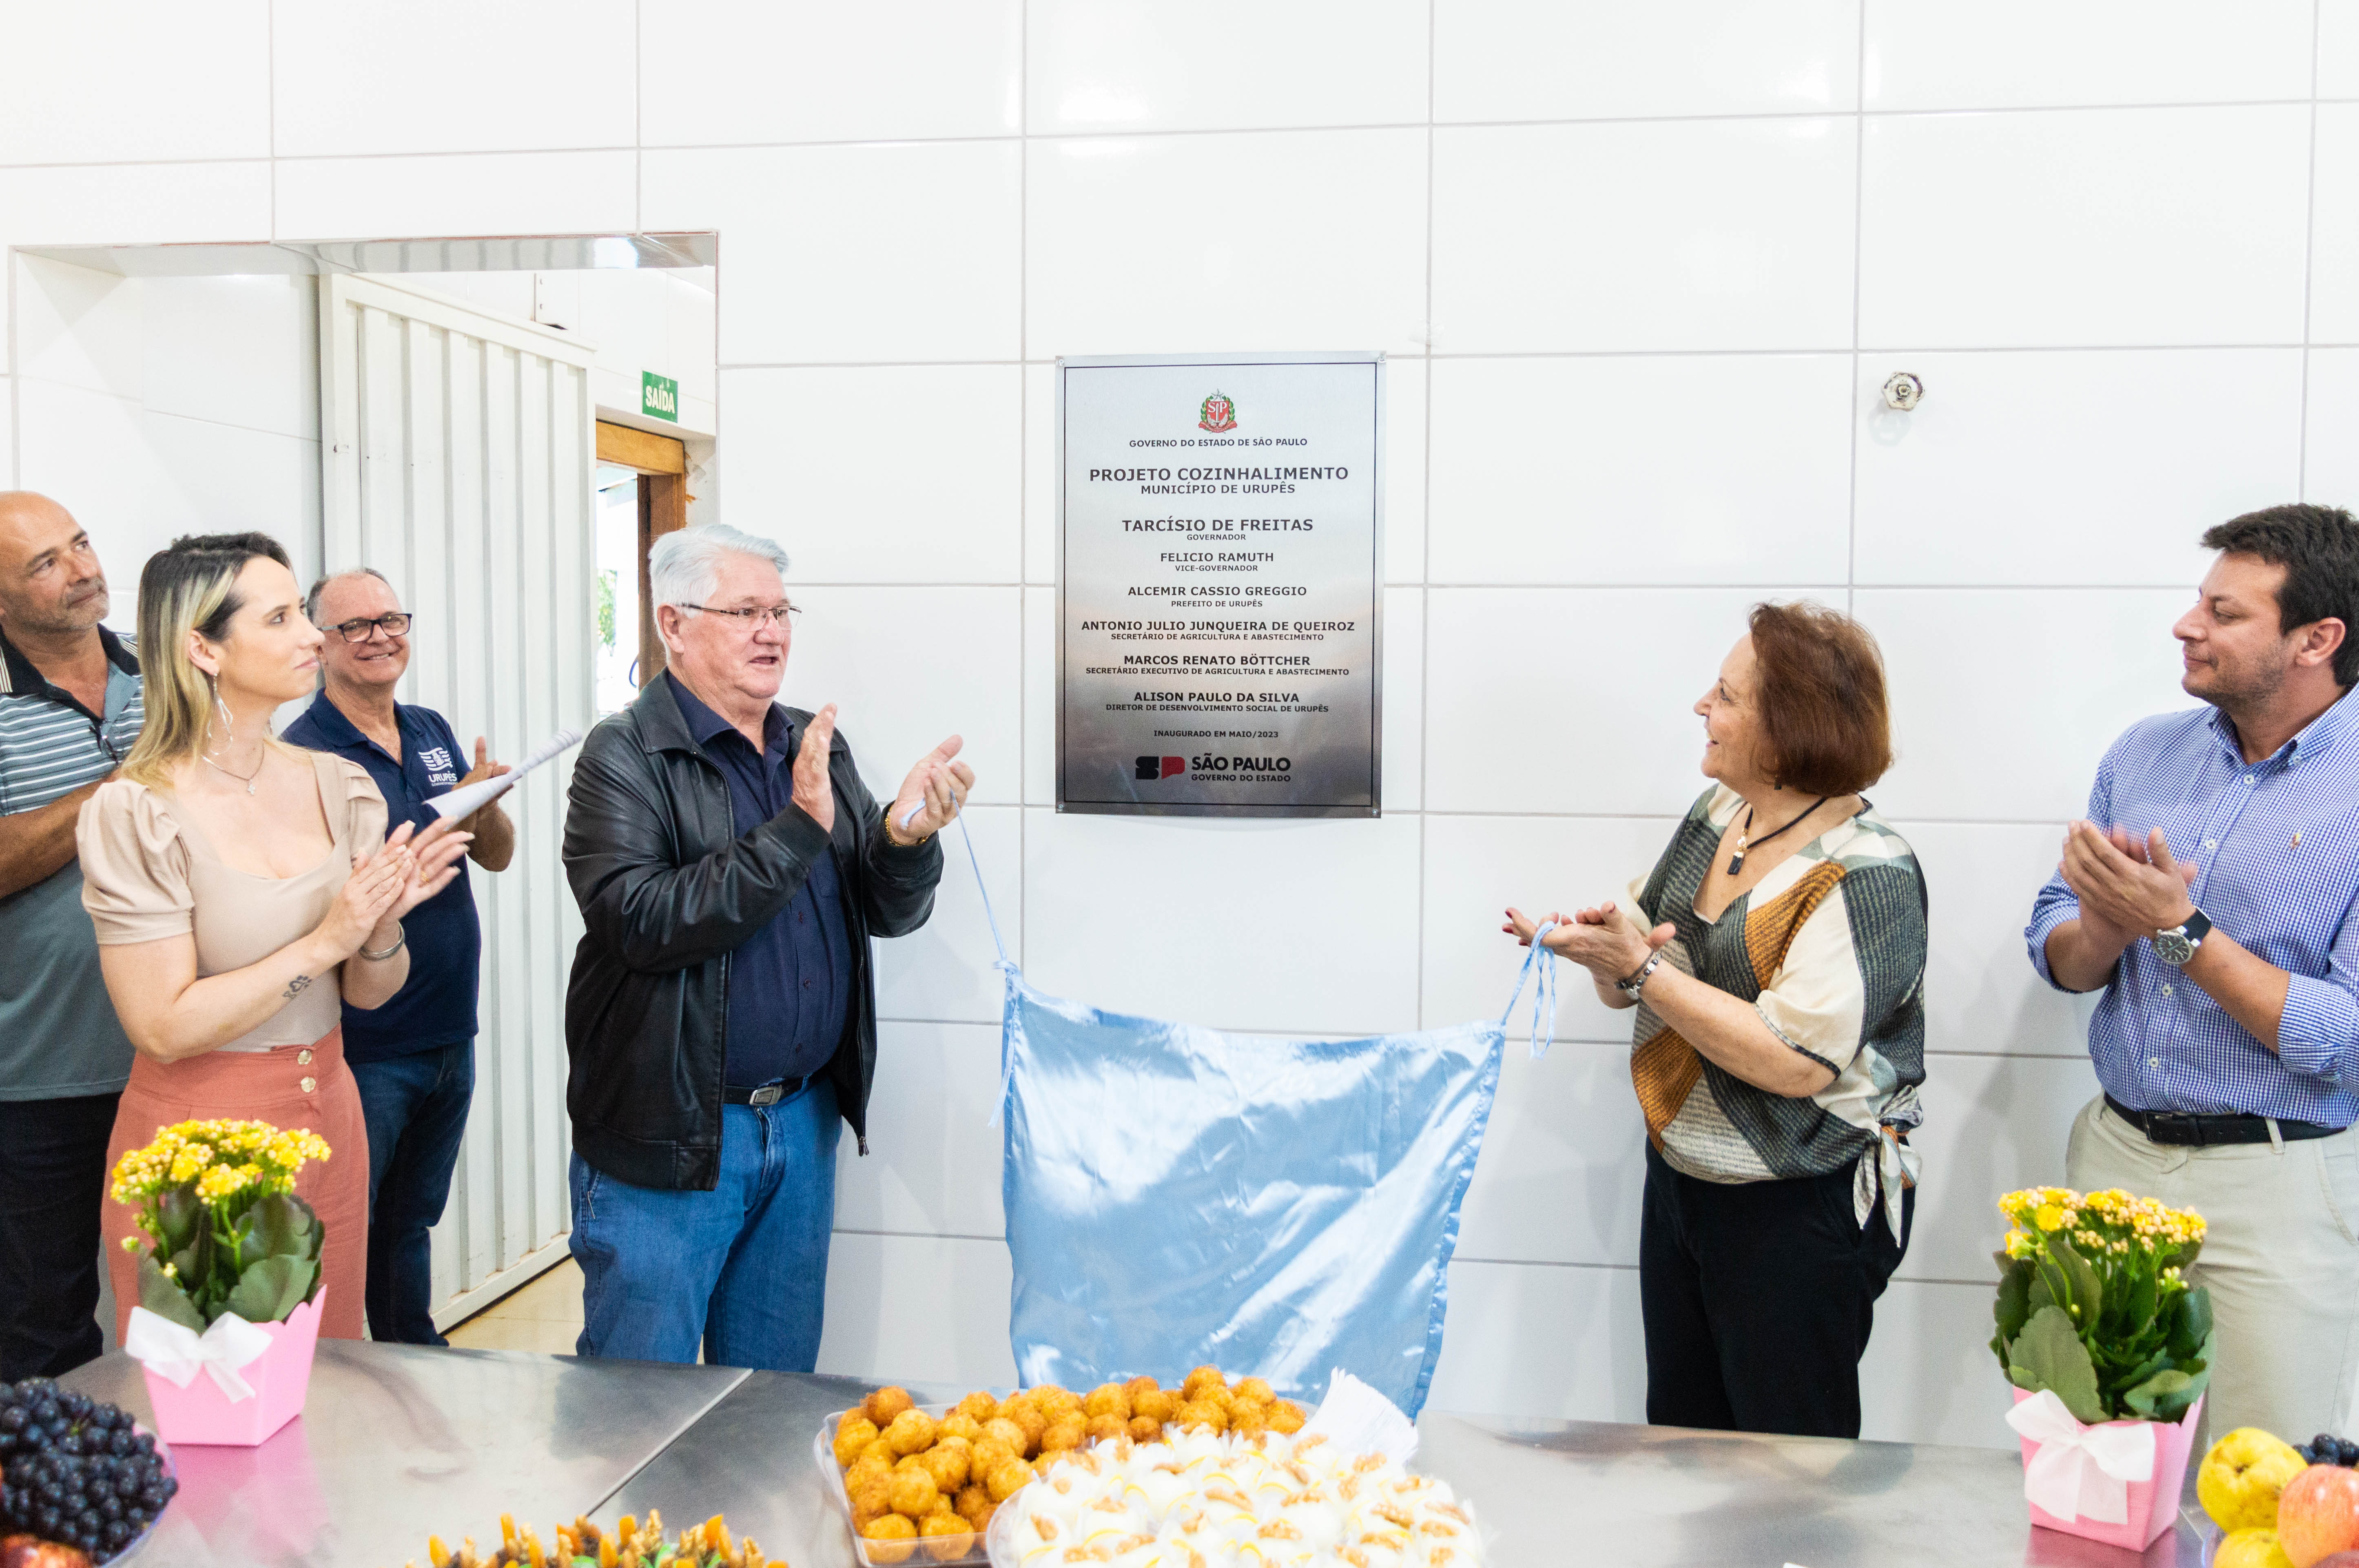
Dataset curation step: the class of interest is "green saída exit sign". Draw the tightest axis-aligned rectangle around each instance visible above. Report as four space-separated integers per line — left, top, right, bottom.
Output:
642 371 679 422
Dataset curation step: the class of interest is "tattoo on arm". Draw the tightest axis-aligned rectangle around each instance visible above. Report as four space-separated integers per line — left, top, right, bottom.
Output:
282 974 312 1002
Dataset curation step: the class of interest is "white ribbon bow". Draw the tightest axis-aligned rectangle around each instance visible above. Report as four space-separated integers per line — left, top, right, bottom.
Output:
2005 1389 2157 1525
123 1306 274 1403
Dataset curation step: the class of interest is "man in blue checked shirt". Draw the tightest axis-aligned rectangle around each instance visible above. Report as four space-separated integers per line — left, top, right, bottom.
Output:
2028 503 2359 1442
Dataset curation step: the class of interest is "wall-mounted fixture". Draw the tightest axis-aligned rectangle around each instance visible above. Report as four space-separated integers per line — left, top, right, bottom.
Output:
1882 372 1924 411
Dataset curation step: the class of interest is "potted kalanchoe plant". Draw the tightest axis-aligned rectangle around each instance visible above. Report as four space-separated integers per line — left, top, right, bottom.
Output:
1991 1185 2214 1550
111 1119 332 1446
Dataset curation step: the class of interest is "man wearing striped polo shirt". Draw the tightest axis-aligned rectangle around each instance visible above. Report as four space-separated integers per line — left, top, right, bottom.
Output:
0 492 142 1379
2028 503 2359 1441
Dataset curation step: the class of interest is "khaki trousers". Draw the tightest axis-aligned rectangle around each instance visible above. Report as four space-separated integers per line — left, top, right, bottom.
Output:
2067 1095 2359 1441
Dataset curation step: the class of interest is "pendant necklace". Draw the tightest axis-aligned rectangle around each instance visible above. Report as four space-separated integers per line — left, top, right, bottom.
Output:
202 747 264 795
1726 795 1829 875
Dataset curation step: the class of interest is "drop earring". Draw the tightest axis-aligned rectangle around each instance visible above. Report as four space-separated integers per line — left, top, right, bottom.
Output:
201 675 262 795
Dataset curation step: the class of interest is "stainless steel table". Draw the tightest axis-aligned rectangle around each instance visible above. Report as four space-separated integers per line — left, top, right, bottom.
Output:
61 1346 2217 1568
61 1342 746 1567
602 1372 2215 1568
1413 1412 2211 1568
597 1370 969 1568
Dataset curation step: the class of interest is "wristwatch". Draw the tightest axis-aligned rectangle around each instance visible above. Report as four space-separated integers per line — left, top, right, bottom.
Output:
2151 909 2213 967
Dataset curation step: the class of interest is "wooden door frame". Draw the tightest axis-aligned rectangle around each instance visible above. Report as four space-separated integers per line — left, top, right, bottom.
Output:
596 421 688 688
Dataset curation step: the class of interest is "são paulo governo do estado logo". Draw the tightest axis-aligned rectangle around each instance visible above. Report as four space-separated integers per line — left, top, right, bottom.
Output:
1197 391 1238 433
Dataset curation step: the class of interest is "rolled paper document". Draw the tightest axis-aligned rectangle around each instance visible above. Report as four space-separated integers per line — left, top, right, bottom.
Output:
427 728 583 821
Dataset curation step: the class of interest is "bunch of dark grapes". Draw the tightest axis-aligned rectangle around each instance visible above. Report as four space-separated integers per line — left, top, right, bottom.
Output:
0 1380 175 1563
2298 1432 2359 1467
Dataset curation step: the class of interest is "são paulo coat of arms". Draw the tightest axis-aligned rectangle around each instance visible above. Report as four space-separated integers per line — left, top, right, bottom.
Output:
1197 391 1238 433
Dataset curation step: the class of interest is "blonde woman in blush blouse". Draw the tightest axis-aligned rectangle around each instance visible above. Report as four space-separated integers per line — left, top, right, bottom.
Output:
76 533 469 1341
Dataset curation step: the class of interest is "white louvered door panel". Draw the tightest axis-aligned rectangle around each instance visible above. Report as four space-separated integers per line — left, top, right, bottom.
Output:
319 274 595 1326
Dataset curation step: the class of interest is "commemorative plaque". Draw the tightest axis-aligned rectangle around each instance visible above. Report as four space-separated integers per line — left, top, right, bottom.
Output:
1057 352 1382 816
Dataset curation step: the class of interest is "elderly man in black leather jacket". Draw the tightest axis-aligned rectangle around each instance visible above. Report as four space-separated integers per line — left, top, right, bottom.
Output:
561 523 971 1371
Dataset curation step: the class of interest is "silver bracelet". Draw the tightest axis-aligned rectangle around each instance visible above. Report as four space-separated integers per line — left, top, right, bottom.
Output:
1615 948 1666 1000
359 923 406 962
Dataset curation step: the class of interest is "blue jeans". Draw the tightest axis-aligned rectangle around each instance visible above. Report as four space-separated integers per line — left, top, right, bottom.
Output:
569 1078 840 1371
350 1040 476 1346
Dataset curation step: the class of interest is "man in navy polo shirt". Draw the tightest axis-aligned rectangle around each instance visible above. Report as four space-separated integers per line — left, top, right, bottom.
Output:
284 568 514 1345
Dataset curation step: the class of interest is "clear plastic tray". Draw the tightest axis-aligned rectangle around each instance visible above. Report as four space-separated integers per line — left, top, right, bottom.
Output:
815 1405 991 1568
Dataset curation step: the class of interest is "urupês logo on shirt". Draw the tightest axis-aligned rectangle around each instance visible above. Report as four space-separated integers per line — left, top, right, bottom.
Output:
418 745 460 787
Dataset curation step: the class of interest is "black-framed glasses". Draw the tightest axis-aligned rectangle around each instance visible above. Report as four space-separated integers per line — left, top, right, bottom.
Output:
680 602 799 630
329 613 413 643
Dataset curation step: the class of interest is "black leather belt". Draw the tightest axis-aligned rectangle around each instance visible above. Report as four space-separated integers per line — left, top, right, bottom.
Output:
2105 1094 2342 1147
725 1074 811 1108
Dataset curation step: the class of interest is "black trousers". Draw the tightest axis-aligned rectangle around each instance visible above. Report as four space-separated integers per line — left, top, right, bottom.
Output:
0 1091 121 1381
1639 1141 1911 1439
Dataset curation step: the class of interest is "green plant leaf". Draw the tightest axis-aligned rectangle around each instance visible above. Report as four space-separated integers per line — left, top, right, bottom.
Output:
2120 1266 2158 1342
2008 1305 2107 1423
2166 1288 2213 1358
1994 1258 2035 1346
156 1184 202 1253
219 1254 316 1325
236 1192 321 1267
2124 1338 2211 1424
135 1254 206 1333
2048 1232 2104 1328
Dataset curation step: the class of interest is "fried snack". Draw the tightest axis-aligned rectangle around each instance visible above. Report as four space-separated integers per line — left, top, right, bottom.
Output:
888 1467 941 1520
859 1435 897 1466
1267 1398 1307 1435
834 1415 883 1467
919 1441 971 1492
937 1412 983 1444
884 1407 939 1456
1039 1414 1088 1453
1003 1403 1048 1454
1175 1399 1229 1433
986 1457 1035 1503
971 1437 1017 1477
979 1417 1028 1457
1083 1382 1132 1422
860 1513 919 1566
1127 1415 1163 1443
917 1511 975 1562
1234 1377 1274 1404
1131 1388 1176 1424
865 1386 917 1426
851 1471 895 1526
954 1484 992 1526
1086 1414 1128 1442
1182 1365 1226 1399
1229 1405 1269 1441
1123 1374 1160 1400
954 1390 999 1424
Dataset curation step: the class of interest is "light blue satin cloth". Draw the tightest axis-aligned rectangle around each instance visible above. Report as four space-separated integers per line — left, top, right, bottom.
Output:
966 825 1556 1419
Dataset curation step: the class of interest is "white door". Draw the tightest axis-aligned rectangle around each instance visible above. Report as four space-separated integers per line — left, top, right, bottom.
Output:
318 273 596 1325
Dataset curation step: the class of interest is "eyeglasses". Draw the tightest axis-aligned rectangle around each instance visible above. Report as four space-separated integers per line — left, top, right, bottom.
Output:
678 602 799 630
328 613 413 643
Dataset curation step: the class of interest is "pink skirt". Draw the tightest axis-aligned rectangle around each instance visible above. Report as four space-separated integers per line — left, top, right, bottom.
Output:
103 1027 368 1342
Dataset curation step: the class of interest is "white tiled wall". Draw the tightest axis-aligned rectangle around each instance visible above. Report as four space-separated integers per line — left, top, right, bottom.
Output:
6 2 2344 1451
8 258 324 597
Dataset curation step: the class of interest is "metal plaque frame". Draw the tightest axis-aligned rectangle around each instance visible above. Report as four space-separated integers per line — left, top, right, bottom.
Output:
1057 350 1384 818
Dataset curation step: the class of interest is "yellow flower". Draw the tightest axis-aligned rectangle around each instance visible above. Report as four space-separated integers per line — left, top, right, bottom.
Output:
195 1164 248 1202
2035 1204 2065 1232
